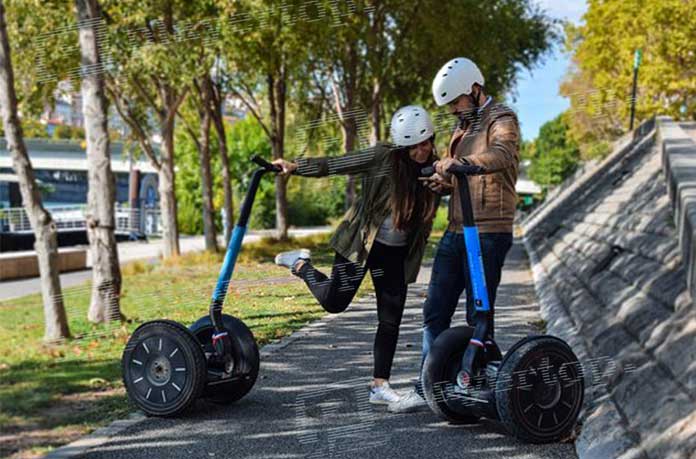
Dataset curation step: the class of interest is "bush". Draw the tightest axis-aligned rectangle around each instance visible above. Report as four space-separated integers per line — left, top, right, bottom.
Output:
175 115 274 234
584 140 611 160
52 124 84 140
287 175 346 227
526 112 581 186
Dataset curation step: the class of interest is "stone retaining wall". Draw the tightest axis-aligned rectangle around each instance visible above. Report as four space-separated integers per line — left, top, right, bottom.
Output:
523 117 696 459
0 248 86 280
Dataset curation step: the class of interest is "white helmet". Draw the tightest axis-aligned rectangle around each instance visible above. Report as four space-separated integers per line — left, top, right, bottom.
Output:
432 57 485 106
389 105 434 147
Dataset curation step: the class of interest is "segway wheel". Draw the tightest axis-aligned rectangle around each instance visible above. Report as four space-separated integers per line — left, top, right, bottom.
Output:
422 326 482 424
189 314 259 404
495 336 584 443
122 320 207 416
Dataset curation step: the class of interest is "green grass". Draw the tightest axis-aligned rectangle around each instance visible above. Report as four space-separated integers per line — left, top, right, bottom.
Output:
424 230 444 260
0 232 357 458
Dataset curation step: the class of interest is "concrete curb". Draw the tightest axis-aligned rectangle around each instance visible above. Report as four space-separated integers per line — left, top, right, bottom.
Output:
657 116 696 302
523 237 648 459
42 300 356 459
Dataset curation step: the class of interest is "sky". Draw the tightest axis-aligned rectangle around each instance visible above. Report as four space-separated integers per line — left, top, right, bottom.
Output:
506 0 588 141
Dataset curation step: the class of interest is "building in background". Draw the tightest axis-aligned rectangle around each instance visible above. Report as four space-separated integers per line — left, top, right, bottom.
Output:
0 139 159 251
516 159 543 210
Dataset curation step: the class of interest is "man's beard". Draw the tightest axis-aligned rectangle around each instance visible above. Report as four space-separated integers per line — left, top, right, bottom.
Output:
456 107 479 127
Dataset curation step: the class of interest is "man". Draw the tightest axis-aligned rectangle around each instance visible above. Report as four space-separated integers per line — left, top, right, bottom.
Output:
389 57 520 413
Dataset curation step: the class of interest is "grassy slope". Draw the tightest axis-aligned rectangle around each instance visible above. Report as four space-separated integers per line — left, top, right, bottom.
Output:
0 234 347 458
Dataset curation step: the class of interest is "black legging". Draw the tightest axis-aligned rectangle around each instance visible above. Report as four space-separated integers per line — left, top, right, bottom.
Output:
297 241 408 379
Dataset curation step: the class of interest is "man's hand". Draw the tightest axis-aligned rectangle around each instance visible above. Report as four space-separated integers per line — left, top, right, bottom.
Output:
419 172 453 195
272 158 298 176
434 157 463 178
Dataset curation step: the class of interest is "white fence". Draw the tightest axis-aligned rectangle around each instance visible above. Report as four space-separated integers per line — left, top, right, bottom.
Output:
0 204 161 236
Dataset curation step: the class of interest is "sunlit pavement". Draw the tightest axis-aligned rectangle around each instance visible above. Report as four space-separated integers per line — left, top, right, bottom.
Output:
0 227 331 301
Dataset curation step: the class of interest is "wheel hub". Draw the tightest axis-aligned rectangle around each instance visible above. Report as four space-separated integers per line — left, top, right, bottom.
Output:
147 355 172 386
533 378 561 409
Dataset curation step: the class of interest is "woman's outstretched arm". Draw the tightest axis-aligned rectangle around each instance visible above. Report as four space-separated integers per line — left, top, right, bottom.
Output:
276 144 386 178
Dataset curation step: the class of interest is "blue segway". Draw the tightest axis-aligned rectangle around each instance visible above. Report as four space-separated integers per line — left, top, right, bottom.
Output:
122 156 280 416
421 163 584 443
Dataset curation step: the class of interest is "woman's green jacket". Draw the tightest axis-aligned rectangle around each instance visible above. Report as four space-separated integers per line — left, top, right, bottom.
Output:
295 142 436 284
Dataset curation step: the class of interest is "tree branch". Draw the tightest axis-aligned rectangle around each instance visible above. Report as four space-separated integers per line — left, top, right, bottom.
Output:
228 85 272 139
165 87 189 127
175 105 201 150
131 75 160 114
105 79 161 170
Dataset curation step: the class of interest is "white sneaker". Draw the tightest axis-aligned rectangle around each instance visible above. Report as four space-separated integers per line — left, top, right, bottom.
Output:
387 389 427 413
369 382 400 405
274 249 311 270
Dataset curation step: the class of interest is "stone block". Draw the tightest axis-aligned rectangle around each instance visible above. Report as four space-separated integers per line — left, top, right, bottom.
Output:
612 360 693 435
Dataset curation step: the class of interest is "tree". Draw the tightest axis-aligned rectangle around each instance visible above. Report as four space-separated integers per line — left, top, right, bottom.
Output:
0 0 70 342
75 0 122 323
218 0 313 240
178 74 218 253
209 71 234 246
174 4 223 253
365 0 555 137
297 0 554 208
526 112 580 186
226 115 274 229
102 0 200 258
304 0 556 147
561 0 696 156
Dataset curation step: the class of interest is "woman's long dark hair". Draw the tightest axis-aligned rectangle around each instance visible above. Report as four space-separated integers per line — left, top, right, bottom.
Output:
389 144 438 232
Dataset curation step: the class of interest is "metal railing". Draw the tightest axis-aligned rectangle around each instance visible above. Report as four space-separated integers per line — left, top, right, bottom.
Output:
0 204 161 236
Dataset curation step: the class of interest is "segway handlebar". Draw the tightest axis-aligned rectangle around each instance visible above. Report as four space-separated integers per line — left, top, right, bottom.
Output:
251 155 282 173
420 163 486 178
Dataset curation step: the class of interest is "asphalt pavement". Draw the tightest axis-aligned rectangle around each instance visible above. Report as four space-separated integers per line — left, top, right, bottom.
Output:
73 241 577 459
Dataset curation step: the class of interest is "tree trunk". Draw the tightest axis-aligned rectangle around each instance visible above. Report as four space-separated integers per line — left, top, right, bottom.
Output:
273 141 288 240
76 0 123 324
268 71 288 240
159 123 180 257
211 96 233 246
370 78 382 144
342 118 357 210
197 78 217 252
0 0 70 342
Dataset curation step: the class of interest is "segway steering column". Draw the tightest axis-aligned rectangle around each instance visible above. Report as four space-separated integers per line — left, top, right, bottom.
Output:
210 156 281 371
422 162 489 390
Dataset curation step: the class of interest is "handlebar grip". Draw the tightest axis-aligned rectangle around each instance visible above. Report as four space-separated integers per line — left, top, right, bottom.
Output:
251 155 281 172
420 164 486 177
448 163 486 177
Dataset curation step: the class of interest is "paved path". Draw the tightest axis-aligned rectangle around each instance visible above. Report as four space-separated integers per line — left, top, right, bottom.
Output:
0 227 331 301
73 242 577 459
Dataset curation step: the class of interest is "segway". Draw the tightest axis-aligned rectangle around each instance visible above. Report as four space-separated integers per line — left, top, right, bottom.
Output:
122 156 281 416
420 163 584 443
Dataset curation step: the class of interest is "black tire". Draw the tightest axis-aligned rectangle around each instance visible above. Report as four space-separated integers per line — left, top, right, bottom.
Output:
122 320 207 416
422 326 481 424
189 314 259 404
495 336 584 443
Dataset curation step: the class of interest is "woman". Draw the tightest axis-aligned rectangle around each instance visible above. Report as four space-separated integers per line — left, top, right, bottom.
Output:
272 105 444 404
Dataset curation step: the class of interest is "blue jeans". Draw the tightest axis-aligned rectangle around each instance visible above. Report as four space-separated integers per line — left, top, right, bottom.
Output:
416 230 512 394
